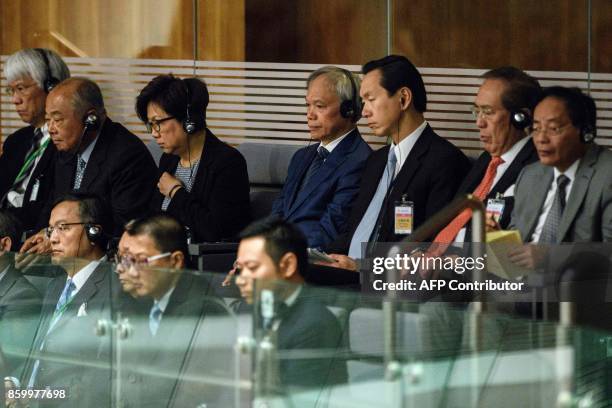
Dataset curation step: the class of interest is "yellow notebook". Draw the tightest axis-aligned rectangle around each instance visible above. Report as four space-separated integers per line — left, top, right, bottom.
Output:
485 230 531 280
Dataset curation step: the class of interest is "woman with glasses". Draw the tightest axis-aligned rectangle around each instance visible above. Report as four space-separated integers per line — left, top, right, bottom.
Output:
135 74 251 243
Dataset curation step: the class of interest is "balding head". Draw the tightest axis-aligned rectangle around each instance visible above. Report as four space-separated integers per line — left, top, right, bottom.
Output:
46 77 106 152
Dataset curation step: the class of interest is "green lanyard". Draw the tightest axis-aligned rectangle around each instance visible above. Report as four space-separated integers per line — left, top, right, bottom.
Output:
14 137 50 181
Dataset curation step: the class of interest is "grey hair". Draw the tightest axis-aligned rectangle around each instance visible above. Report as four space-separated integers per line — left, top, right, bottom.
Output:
307 66 361 121
53 77 106 118
4 48 70 89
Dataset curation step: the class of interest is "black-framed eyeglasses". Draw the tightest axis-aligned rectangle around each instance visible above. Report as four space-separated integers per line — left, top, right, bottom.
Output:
45 222 87 239
145 116 175 133
113 252 172 270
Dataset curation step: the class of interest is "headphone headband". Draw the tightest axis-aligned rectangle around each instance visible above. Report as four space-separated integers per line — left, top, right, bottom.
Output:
338 68 362 121
35 48 60 93
182 79 197 135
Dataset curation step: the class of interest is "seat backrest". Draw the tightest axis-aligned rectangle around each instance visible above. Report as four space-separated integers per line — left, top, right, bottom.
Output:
237 142 302 220
237 142 301 187
146 140 163 166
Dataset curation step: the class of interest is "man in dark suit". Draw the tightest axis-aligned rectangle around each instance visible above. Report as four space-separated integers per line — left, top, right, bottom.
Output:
431 66 541 246
19 193 115 407
19 77 157 255
271 66 372 249
323 55 470 270
0 211 41 378
116 214 232 408
490 87 612 258
0 48 70 232
235 217 347 393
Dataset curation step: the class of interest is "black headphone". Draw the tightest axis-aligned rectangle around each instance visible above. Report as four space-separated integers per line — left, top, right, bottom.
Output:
35 48 60 93
182 79 197 135
509 109 532 130
84 224 103 245
83 112 100 131
338 68 362 121
577 95 596 144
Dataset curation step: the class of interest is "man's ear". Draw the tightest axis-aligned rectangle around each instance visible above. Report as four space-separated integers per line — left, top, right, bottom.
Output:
278 252 299 279
0 237 12 252
398 87 412 110
170 251 185 270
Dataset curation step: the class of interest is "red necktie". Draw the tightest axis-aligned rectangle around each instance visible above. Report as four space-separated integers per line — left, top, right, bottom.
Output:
433 156 505 246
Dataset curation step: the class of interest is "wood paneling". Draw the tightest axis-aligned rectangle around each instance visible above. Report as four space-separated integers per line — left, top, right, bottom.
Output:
392 0 603 72
0 0 244 60
245 0 387 64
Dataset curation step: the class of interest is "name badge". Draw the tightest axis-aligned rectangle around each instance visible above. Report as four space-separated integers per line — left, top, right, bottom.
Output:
486 198 506 223
30 179 40 202
394 195 414 235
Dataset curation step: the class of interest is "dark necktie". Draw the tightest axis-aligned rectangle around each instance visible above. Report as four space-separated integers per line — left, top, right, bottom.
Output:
299 146 329 191
539 174 570 244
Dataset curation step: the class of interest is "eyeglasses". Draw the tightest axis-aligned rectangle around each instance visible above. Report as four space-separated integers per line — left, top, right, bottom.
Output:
531 124 572 137
470 106 497 120
145 116 175 133
4 83 37 97
113 252 172 270
45 222 87 239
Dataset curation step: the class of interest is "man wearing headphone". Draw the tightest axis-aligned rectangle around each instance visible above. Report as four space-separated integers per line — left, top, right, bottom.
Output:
271 66 372 249
0 48 70 232
19 77 157 255
18 192 115 406
430 67 542 248
489 87 612 268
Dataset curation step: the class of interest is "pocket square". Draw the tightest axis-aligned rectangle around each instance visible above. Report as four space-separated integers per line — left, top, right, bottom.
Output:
77 302 88 317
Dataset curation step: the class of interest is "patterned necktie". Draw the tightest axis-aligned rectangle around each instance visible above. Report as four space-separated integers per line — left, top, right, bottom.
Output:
73 156 87 189
299 146 329 191
538 174 570 244
348 148 397 259
149 303 163 336
12 128 45 188
55 278 76 314
433 156 505 245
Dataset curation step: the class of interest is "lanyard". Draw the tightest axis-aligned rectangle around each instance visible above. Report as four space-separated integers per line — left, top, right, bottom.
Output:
14 138 50 181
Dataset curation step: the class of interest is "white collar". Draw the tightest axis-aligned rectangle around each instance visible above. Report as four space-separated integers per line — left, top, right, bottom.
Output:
69 257 104 293
553 158 581 182
320 128 354 154
391 120 428 174
283 284 302 308
78 134 100 165
154 285 176 314
499 136 530 164
0 265 9 283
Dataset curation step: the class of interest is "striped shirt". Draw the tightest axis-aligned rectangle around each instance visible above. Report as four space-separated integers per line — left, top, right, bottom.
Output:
161 160 200 210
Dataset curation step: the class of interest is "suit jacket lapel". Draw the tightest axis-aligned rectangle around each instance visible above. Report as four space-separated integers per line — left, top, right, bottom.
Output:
490 139 537 197
288 130 359 216
286 147 317 213
523 165 553 240
389 126 432 199
557 145 598 242
78 125 110 190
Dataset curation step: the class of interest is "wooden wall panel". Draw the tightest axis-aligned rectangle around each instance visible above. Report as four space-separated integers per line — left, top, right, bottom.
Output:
245 0 387 64
393 0 594 71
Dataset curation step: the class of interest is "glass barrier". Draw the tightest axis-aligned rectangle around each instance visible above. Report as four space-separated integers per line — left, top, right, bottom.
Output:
1 250 611 407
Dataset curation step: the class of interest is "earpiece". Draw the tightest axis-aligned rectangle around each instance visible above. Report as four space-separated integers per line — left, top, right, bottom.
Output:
509 109 532 130
581 125 595 143
84 224 102 245
35 48 60 93
83 113 100 131
338 68 362 121
182 80 197 135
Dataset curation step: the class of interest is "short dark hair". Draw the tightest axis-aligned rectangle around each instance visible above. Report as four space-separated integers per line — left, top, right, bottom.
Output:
540 86 597 136
53 77 105 118
362 55 427 113
135 74 209 132
0 211 23 251
124 214 189 258
239 217 308 278
51 192 112 248
482 66 542 113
